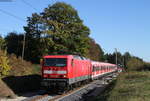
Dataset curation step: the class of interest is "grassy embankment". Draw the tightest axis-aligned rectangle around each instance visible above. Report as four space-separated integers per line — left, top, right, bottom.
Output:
0 53 42 98
95 71 150 101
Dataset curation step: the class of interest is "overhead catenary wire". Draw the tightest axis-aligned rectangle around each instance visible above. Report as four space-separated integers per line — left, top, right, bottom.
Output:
51 0 57 4
21 0 38 12
0 8 25 22
0 0 57 60
21 0 46 23
0 8 26 61
0 0 39 61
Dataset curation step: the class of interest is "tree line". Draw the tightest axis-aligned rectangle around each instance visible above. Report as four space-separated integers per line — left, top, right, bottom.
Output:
0 2 150 76
104 52 150 71
1 2 105 63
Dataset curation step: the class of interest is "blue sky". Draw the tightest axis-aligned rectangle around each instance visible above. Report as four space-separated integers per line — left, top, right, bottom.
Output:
0 0 150 61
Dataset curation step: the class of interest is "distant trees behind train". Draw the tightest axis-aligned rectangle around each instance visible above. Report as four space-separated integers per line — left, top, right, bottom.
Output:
104 52 150 71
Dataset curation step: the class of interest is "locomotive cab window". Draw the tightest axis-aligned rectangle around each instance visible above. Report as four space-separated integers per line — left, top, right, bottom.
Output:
71 59 74 67
44 58 67 67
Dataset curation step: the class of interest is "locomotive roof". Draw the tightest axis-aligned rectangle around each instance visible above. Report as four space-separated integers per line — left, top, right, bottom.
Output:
43 55 72 58
43 55 90 60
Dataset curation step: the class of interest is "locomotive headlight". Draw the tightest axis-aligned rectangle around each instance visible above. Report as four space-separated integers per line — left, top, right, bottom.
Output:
44 70 52 74
43 74 48 78
60 75 66 78
63 75 66 77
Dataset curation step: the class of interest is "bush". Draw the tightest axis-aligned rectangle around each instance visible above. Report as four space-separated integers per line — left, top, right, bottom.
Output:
0 36 6 50
143 63 150 70
8 54 34 76
0 50 11 77
126 58 144 71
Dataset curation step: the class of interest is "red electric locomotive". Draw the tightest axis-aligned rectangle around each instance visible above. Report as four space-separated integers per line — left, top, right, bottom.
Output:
41 55 91 90
41 55 120 91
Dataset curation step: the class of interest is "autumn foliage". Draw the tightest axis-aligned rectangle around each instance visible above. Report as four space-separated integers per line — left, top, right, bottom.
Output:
0 50 11 77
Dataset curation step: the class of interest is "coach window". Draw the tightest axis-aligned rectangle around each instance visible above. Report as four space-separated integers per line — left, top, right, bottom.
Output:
93 67 95 71
80 56 86 60
71 59 74 67
104 66 105 70
92 66 94 71
93 66 96 71
101 66 103 70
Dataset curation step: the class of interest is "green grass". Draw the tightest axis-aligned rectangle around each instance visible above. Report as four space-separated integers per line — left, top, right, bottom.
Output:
95 71 150 101
32 64 41 74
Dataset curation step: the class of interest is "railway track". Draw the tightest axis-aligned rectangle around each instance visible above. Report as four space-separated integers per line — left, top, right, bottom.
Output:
23 73 117 101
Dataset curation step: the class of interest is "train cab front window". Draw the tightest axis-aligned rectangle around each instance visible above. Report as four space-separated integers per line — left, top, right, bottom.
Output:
44 58 67 67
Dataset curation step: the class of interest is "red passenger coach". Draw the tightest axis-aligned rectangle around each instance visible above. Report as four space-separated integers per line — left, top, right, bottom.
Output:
91 61 118 80
41 55 91 90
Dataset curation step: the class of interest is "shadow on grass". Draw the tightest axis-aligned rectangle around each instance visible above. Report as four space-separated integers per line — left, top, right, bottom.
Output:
2 74 42 97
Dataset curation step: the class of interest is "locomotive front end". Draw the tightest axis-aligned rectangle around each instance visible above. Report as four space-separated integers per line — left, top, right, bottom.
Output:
41 55 69 90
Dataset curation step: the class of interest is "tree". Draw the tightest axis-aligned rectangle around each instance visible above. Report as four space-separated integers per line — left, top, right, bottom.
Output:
123 52 131 69
0 36 6 50
5 32 24 57
114 52 123 66
24 2 90 63
127 58 144 71
105 53 115 64
88 38 104 61
105 52 123 65
0 50 11 77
